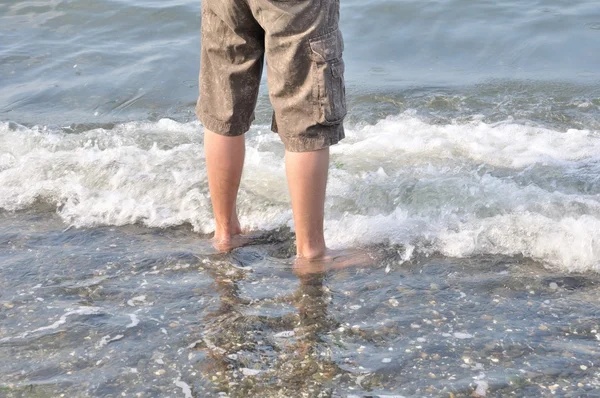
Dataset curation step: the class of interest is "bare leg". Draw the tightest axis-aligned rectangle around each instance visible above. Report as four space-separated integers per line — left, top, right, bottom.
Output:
285 148 329 260
204 129 244 249
286 147 377 274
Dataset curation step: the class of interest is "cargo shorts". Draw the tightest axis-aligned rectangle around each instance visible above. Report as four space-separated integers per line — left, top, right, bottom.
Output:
196 0 346 152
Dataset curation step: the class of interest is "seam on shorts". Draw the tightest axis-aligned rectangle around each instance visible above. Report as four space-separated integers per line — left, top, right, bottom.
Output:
308 29 343 62
197 109 253 136
279 123 345 152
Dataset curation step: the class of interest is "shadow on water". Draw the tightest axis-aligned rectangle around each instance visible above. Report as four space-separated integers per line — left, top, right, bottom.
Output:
0 212 599 397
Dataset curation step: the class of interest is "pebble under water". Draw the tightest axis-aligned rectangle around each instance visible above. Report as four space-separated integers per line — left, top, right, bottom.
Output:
1 211 599 397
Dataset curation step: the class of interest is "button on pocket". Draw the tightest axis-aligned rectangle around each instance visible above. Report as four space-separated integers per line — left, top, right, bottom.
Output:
309 30 347 125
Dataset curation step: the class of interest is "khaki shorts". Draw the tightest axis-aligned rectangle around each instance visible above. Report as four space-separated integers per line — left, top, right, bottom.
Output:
196 0 346 152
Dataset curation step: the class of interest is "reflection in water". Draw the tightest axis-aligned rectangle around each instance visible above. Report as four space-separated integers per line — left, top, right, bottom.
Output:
184 250 600 397
1 219 599 397
274 271 341 394
194 262 344 397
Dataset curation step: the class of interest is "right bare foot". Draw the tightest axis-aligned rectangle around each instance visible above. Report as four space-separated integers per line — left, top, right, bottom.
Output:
293 248 377 275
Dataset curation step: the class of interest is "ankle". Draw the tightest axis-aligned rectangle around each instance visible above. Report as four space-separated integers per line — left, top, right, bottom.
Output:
214 225 242 242
296 244 327 261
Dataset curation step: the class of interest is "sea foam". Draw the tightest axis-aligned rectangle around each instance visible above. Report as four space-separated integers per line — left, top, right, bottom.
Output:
1 113 599 272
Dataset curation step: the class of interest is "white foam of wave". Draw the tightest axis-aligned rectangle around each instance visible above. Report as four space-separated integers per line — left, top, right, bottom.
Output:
126 313 140 328
0 306 103 342
173 377 193 398
1 114 599 271
332 111 600 169
96 334 125 349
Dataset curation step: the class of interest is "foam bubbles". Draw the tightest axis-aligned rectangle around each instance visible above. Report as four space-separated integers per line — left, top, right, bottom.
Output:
1 114 599 272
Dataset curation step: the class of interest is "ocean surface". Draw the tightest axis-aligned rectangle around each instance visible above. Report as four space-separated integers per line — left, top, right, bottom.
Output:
1 0 600 396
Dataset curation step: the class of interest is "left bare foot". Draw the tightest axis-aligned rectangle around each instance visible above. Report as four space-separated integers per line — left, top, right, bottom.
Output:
211 233 256 252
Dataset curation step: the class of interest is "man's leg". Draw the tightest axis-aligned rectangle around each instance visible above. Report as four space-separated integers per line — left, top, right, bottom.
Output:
256 0 345 261
196 0 264 250
285 147 330 260
204 129 245 248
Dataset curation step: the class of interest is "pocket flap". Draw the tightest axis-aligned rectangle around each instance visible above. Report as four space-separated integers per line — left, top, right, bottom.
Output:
330 59 344 78
309 30 344 62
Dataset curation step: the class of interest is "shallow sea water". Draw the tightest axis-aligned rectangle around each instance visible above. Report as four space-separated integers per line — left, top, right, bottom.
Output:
1 211 600 397
2 0 600 396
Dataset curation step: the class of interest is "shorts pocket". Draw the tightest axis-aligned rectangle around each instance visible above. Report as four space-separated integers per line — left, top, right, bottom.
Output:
309 30 347 125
